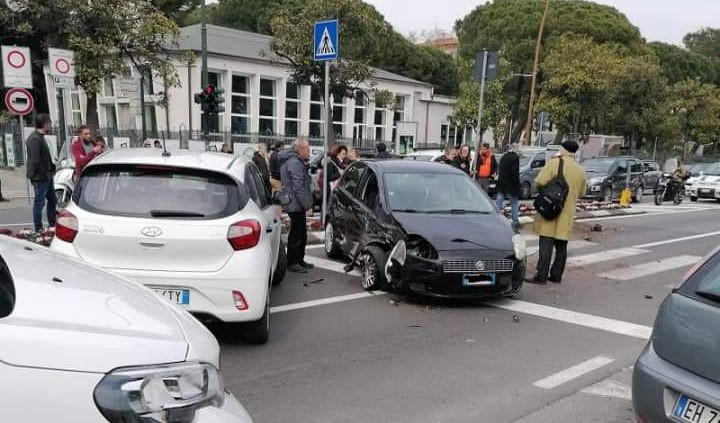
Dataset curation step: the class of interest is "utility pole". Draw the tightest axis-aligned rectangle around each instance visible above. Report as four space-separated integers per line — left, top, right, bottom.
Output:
201 0 209 146
471 51 488 176
523 0 551 145
139 66 147 144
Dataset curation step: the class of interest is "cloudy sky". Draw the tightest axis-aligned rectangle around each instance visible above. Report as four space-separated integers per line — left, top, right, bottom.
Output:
363 0 720 46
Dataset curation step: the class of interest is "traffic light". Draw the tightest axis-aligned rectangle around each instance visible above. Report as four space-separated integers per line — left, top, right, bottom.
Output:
194 84 225 116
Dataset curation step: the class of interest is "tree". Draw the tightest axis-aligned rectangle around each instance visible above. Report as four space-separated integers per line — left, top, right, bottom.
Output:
649 42 716 84
666 79 720 153
152 0 200 23
0 1 188 127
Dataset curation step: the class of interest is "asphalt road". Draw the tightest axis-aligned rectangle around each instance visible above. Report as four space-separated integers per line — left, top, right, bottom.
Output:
3 199 720 422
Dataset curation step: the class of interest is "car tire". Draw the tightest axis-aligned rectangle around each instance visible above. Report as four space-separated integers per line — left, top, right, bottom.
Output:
521 182 532 200
245 289 270 344
324 221 343 259
632 186 643 203
691 196 698 202
271 242 287 286
360 246 388 291
602 187 613 203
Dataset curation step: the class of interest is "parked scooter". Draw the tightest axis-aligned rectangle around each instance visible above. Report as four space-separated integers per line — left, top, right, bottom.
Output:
53 138 75 211
654 173 689 205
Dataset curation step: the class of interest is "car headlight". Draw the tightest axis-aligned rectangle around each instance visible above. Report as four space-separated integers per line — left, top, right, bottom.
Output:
387 239 406 267
588 177 605 185
94 362 224 423
512 234 526 260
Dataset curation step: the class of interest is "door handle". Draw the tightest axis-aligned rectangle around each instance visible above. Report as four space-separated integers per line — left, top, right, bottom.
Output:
139 241 165 248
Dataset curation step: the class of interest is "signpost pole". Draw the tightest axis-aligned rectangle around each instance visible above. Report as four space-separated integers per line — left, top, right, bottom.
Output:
56 89 66 149
472 51 488 177
321 60 330 227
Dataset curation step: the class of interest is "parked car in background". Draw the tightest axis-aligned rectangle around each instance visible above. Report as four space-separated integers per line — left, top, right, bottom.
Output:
0 236 253 422
50 149 288 344
402 150 445 162
518 148 547 199
642 160 663 193
688 163 720 202
583 156 644 202
633 247 720 423
324 160 526 298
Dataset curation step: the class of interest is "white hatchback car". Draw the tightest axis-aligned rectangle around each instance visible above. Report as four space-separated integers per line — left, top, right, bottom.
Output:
0 236 253 422
50 149 287 343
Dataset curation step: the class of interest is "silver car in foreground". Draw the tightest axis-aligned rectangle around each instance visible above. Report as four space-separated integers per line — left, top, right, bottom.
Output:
633 248 720 423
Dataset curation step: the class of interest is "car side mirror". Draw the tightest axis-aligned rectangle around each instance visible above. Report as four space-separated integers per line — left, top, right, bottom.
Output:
273 191 291 207
0 258 16 319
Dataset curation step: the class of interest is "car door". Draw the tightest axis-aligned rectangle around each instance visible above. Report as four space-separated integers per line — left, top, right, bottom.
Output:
630 159 644 191
333 163 367 255
612 160 629 193
351 168 384 248
245 164 280 265
530 153 546 192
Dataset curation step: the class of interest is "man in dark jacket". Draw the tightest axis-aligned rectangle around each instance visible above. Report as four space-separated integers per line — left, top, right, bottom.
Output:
269 140 284 193
280 138 314 273
25 114 57 233
375 143 392 159
252 142 271 193
496 143 521 231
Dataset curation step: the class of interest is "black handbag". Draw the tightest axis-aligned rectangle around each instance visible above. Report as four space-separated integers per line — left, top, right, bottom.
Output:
533 158 569 220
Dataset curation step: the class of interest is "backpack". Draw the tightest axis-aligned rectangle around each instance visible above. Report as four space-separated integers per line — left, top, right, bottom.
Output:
533 158 569 221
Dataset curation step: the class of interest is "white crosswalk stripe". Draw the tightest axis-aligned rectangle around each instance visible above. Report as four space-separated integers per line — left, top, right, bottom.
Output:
597 255 701 281
567 248 650 268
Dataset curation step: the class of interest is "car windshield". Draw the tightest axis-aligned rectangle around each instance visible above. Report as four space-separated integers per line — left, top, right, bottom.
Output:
518 155 533 167
383 172 495 214
680 253 720 305
76 164 244 219
703 163 720 176
583 158 615 173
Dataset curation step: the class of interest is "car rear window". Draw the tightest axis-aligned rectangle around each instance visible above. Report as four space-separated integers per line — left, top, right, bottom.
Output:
75 164 246 219
678 252 720 307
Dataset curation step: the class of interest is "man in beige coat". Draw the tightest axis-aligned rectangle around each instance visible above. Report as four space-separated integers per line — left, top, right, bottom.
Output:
527 141 587 284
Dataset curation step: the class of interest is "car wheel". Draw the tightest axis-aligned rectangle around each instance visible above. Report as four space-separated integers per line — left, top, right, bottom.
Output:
271 241 287 286
245 288 270 344
360 246 387 291
691 196 698 202
324 221 343 259
521 182 532 200
632 186 643 203
602 187 613 203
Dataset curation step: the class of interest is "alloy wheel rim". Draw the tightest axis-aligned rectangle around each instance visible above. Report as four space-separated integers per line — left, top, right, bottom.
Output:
325 223 334 253
361 254 376 289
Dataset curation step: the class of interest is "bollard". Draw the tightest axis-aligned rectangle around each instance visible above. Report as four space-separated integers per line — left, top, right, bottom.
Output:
620 188 632 206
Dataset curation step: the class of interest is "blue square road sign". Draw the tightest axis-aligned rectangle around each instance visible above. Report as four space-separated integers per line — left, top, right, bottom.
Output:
314 20 339 61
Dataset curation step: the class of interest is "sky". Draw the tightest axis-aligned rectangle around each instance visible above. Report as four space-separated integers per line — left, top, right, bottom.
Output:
362 0 720 46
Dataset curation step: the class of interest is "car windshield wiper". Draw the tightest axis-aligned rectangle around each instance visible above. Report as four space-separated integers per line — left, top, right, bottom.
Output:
150 210 206 218
392 209 421 213
696 290 720 304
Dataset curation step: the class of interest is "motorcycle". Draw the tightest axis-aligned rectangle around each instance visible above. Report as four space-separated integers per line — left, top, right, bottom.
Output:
654 173 689 205
53 139 76 211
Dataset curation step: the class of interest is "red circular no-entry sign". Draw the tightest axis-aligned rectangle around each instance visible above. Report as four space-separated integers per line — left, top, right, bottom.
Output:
4 87 34 116
54 58 70 75
6 50 26 69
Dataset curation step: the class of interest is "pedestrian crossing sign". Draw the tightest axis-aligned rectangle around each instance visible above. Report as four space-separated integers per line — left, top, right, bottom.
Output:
314 20 339 61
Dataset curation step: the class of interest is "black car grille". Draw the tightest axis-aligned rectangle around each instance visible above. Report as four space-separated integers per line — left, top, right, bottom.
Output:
442 259 514 274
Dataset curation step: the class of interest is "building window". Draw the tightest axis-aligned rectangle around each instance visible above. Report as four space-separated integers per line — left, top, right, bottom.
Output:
141 69 154 95
353 92 367 141
103 105 117 132
203 72 222 134
70 91 83 128
259 78 277 135
440 123 449 144
373 108 386 141
332 94 345 138
144 105 157 133
309 85 324 138
285 82 300 137
391 96 405 144
230 74 249 135
102 77 114 97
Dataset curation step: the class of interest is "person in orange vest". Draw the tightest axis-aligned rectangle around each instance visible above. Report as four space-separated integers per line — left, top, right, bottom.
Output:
476 143 497 192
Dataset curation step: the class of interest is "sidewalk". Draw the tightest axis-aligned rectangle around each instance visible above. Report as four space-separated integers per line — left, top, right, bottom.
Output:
0 168 31 199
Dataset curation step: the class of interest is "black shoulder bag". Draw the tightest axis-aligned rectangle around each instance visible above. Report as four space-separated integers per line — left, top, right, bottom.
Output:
533 158 569 221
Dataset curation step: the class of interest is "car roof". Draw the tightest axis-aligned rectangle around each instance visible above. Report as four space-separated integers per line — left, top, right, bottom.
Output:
362 159 465 175
87 148 250 173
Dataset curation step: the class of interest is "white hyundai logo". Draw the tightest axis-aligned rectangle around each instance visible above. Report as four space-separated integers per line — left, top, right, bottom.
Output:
475 261 485 271
141 227 163 237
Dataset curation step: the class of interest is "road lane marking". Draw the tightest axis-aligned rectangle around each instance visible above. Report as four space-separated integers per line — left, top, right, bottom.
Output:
0 222 34 227
597 255 701 281
488 299 652 339
527 239 597 256
633 230 720 249
567 248 649 267
304 256 361 276
581 208 710 221
581 379 632 400
270 292 388 314
533 356 615 389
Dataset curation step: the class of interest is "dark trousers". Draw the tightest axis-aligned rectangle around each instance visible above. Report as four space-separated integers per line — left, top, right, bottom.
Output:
32 177 57 232
536 236 568 281
287 212 307 266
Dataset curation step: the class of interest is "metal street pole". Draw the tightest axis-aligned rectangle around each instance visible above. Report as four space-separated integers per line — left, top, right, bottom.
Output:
471 51 488 177
139 68 147 144
201 0 208 87
523 0 551 145
321 61 330 227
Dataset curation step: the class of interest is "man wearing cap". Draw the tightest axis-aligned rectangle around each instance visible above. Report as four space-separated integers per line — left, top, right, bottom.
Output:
527 141 586 285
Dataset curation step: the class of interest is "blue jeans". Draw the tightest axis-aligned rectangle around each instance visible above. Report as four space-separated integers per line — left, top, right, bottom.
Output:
496 192 519 227
32 177 57 232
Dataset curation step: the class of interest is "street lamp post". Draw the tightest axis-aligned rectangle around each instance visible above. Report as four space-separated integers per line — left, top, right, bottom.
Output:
523 0 551 145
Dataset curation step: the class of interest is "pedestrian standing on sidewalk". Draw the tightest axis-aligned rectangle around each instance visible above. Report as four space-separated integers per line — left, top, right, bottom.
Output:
71 125 102 179
496 143 521 232
269 140 284 193
527 141 586 285
279 138 315 274
476 143 497 191
252 142 271 192
25 114 56 234
455 144 472 175
375 143 392 159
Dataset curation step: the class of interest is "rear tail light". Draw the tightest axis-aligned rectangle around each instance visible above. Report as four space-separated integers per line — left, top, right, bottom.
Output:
232 291 248 311
227 220 261 251
56 211 78 243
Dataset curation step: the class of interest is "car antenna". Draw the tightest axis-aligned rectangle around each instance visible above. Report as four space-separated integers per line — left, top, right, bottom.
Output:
161 133 171 157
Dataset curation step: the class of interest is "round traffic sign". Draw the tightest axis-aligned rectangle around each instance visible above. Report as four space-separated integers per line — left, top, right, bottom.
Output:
4 0 28 12
4 87 34 116
6 50 26 69
55 58 70 75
